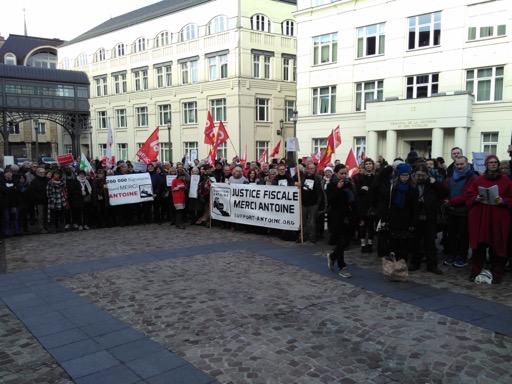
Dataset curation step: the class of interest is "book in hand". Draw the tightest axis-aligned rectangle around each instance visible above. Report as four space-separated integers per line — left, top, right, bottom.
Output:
478 185 499 205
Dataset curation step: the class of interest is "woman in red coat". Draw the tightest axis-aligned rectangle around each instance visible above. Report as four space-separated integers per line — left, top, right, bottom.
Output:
466 155 512 284
171 171 187 229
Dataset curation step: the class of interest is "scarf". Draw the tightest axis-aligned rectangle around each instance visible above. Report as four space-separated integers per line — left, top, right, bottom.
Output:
484 170 500 181
449 165 471 198
393 181 409 209
78 176 92 194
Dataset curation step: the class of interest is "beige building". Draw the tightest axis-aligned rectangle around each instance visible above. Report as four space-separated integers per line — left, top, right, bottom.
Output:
294 0 512 163
58 0 297 164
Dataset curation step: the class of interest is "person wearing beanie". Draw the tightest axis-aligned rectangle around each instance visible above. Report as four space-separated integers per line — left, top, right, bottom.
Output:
406 151 419 166
395 163 411 177
466 154 512 284
392 159 404 169
353 158 376 253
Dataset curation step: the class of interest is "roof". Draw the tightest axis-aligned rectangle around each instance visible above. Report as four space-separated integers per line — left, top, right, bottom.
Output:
0 63 90 85
0 34 65 64
65 0 297 45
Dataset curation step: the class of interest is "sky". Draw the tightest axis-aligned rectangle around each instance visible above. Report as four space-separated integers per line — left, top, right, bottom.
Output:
2 0 162 41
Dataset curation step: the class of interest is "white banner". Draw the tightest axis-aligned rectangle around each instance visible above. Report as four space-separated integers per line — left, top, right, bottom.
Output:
210 184 300 230
107 173 154 206
189 175 200 198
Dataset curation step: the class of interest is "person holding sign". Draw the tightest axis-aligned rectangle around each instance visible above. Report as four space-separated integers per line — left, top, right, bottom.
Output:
295 163 323 243
466 155 512 284
171 171 187 229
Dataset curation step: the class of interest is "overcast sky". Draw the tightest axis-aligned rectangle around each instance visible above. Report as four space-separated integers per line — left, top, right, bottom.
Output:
2 0 161 41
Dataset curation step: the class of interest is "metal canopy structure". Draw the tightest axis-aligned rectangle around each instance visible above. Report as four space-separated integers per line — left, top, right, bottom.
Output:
0 63 90 157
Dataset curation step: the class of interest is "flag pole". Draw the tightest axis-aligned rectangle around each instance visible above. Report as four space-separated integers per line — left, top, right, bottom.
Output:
228 137 238 157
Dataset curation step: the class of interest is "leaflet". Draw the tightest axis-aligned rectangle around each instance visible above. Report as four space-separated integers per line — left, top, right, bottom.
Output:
478 185 499 205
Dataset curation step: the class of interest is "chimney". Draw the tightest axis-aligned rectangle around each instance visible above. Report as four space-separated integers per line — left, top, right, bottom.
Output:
0 35 5 49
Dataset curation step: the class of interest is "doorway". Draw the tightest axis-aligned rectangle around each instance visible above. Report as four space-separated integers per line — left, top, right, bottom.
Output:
406 140 431 159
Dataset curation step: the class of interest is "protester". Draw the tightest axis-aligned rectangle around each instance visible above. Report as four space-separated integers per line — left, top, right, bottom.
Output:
171 171 187 229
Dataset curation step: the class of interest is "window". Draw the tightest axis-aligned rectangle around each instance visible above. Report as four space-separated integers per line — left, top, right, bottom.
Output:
97 111 107 129
406 74 439 99
133 37 149 53
99 144 107 159
183 102 198 124
154 31 170 47
37 122 47 135
133 69 149 91
76 53 88 67
313 138 327 156
253 52 273 79
181 24 198 41
115 109 127 129
113 43 125 58
264 56 271 79
285 100 296 122
180 59 199 84
283 55 296 81
466 66 503 102
251 14 271 32
156 64 172 88
210 99 227 122
117 144 128 161
160 143 170 162
61 58 70 69
95 48 106 62
113 73 127 94
184 142 198 159
64 144 73 154
207 54 228 80
481 132 498 154
217 142 227 159
313 33 338 65
355 80 383 111
253 54 260 78
209 16 227 34
408 12 441 50
28 51 58 69
8 122 20 135
4 53 16 65
357 23 385 58
354 137 366 161
282 20 295 36
256 98 270 121
95 77 107 97
313 86 336 115
256 141 269 161
468 25 506 41
136 107 149 127
158 104 172 126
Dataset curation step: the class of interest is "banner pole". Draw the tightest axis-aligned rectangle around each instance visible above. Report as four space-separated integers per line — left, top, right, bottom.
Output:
228 138 238 158
295 149 303 243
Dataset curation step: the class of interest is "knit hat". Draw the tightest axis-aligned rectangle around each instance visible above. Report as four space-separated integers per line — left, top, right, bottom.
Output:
484 154 500 166
406 151 419 164
324 166 333 173
395 163 411 176
392 160 404 169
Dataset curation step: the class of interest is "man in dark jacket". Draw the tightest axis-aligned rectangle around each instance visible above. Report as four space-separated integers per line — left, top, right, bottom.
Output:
27 167 49 233
0 168 21 237
295 163 323 243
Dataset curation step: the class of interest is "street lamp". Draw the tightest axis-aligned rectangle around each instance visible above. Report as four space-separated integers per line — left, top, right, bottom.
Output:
290 110 298 165
166 120 172 164
279 119 285 157
33 118 39 161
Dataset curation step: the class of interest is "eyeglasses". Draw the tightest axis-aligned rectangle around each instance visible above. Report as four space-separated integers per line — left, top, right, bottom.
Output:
487 161 499 164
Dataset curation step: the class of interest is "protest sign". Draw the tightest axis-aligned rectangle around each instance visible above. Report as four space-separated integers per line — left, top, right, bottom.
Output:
472 152 488 173
106 173 154 206
210 184 300 230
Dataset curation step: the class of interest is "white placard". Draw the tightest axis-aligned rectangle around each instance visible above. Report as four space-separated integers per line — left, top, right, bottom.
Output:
166 174 177 187
472 152 488 173
188 174 200 198
132 162 148 173
107 173 154 206
286 137 299 152
210 184 300 230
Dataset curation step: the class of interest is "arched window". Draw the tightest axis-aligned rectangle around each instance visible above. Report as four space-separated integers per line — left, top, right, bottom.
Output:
154 31 170 47
132 37 149 53
95 48 106 62
112 43 125 58
180 23 198 41
75 53 88 67
4 53 16 65
251 14 271 32
209 15 227 34
282 20 295 36
28 51 58 68
61 58 70 69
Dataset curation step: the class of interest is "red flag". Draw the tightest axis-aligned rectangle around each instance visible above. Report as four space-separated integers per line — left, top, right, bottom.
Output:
136 127 160 164
318 131 335 169
206 147 216 166
312 149 322 164
333 125 342 150
345 148 359 177
258 148 268 163
204 111 215 145
269 140 281 158
216 121 229 146
240 145 248 165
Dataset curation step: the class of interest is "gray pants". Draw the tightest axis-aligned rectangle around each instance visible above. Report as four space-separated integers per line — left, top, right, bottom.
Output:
36 204 48 231
302 204 319 241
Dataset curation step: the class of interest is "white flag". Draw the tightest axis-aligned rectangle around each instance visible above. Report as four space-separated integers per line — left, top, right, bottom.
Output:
80 153 93 172
106 121 114 169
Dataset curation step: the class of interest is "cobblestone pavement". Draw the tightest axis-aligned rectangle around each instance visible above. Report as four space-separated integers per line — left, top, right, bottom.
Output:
1 224 512 383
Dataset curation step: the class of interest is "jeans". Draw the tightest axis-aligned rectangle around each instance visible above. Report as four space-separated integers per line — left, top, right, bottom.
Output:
3 207 20 236
302 204 319 241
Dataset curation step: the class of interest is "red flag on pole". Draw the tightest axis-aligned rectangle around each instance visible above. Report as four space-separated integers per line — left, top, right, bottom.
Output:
318 130 335 169
345 148 359 177
204 111 215 145
333 125 342 150
136 127 160 164
269 140 281 158
240 144 248 165
216 121 229 146
258 148 268 163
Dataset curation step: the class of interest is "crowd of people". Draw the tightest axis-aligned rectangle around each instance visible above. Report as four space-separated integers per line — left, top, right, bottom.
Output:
1 147 511 284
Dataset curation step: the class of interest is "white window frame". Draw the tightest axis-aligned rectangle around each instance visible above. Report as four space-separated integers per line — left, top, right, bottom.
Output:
468 24 506 41
256 141 269 161
408 12 441 50
183 142 198 159
158 104 172 126
180 60 198 84
313 33 338 65
282 20 295 36
313 138 327 156
256 98 270 122
357 23 385 58
36 122 47 135
406 73 439 99
355 80 383 111
481 132 498 154
312 86 336 115
113 73 127 94
181 24 198 41
209 16 227 34
155 31 170 47
95 77 107 97
77 53 88 67
283 56 296 82
466 66 504 103
136 106 149 127
354 137 366 161
217 142 227 160
4 53 16 65
97 111 107 129
117 143 128 161
115 109 127 129
156 65 172 88
64 144 73 154
95 48 106 62
251 14 271 32
114 43 125 58
133 37 148 53
183 102 198 124
285 100 296 122
159 142 170 162
98 144 107 158
210 99 227 122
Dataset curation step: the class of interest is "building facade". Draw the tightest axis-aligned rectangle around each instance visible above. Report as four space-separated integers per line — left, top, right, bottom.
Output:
58 0 297 164
294 0 512 163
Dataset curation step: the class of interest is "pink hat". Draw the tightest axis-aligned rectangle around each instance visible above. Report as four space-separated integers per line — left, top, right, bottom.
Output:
484 154 500 166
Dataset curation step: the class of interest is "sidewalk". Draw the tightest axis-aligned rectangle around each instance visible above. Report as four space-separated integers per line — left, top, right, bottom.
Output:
1 225 511 383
